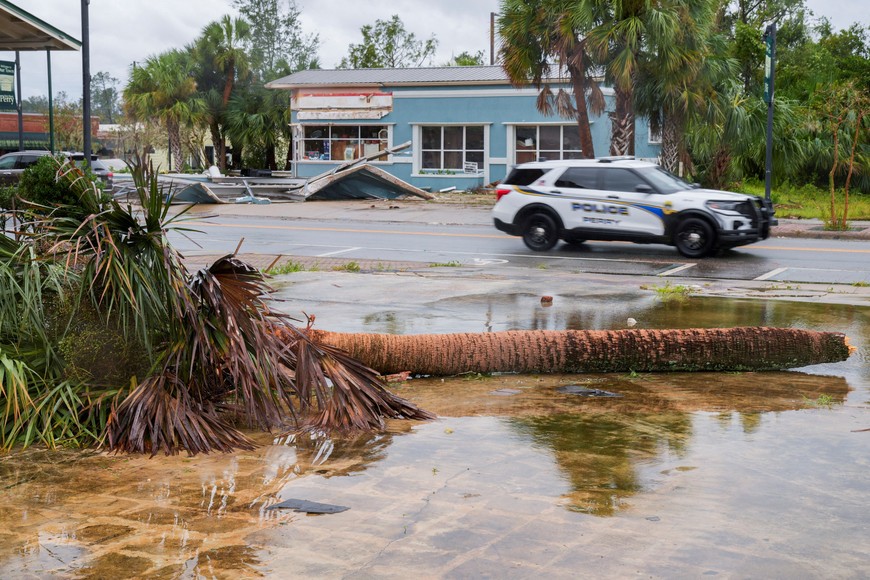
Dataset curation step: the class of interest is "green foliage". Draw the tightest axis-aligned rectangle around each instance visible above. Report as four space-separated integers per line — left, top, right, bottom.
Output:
641 282 694 303
267 260 308 274
17 155 82 208
0 184 15 210
333 261 361 272
444 50 486 66
339 15 438 69
1 155 431 454
232 0 319 77
429 261 461 267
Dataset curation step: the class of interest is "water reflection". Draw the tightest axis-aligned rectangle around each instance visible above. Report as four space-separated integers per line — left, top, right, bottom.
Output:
509 412 691 515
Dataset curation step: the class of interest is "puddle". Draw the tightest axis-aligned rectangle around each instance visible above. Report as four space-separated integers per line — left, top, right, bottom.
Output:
1 291 869 576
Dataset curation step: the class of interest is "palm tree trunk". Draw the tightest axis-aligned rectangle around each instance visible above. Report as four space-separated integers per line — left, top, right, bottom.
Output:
567 54 596 159
660 115 680 174
609 86 635 156
168 119 184 173
308 327 852 376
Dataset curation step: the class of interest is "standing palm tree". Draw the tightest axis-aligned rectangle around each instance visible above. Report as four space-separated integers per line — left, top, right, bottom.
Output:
634 0 726 173
499 0 606 159
192 16 252 171
226 86 291 170
583 0 686 156
124 51 203 172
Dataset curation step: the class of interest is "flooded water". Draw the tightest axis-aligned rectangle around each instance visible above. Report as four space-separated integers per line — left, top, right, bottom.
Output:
2 277 869 578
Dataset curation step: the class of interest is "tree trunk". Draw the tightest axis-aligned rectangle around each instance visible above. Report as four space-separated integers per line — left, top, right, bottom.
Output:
308 327 852 376
707 146 732 190
660 115 681 174
609 86 634 157
168 119 184 173
567 53 595 159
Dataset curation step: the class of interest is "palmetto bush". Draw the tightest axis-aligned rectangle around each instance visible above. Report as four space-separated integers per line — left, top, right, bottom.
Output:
0 157 431 455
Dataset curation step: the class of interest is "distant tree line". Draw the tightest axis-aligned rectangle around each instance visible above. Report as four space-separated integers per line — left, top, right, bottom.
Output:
498 0 869 197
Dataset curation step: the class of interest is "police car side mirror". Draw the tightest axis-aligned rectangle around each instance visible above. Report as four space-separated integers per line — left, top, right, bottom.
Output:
635 184 654 194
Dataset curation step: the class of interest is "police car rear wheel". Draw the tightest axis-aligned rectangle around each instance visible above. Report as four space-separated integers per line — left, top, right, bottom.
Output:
522 212 559 251
674 217 716 258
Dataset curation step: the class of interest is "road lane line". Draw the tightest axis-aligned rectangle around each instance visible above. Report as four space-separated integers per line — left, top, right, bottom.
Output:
754 267 789 281
658 263 696 277
316 247 360 257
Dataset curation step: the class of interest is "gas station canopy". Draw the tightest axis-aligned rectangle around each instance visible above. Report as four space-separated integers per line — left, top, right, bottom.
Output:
0 0 80 51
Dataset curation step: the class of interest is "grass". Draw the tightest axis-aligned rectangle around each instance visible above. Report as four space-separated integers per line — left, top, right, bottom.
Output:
737 180 870 222
852 281 870 287
430 260 462 267
332 261 361 272
266 260 310 275
803 394 837 408
641 281 694 302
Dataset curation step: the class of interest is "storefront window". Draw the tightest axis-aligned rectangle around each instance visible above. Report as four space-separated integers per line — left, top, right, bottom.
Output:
420 125 485 172
301 125 388 161
514 125 583 163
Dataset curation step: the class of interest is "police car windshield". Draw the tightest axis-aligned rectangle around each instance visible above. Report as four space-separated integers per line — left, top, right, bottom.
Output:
638 166 693 194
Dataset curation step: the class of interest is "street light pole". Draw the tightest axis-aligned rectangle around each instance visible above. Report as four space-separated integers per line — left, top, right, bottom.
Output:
81 0 91 168
762 23 777 204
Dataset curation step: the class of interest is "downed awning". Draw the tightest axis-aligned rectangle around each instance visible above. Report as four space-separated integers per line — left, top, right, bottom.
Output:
303 163 432 200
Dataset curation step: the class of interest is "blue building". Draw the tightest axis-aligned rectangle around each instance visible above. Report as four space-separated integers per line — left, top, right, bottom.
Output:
266 66 661 191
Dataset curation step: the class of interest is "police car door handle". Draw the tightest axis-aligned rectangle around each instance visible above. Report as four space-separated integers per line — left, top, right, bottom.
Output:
551 190 562 194
607 195 619 199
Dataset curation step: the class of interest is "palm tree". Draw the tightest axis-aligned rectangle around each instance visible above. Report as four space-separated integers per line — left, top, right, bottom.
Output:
499 0 606 159
225 86 292 170
191 16 252 171
634 0 727 173
1 158 432 454
124 50 203 172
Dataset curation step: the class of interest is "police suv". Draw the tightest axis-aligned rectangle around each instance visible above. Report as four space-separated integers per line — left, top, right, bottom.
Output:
492 157 775 258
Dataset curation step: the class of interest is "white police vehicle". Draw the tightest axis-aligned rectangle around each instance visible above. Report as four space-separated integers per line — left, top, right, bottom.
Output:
492 157 775 258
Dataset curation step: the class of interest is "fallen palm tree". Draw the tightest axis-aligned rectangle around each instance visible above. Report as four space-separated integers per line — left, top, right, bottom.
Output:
306 327 854 375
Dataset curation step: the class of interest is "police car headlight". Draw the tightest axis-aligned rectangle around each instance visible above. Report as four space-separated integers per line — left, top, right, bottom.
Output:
706 200 746 214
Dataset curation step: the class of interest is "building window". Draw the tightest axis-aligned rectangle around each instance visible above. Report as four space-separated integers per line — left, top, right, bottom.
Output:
301 125 388 161
648 123 662 144
420 126 484 173
514 125 582 164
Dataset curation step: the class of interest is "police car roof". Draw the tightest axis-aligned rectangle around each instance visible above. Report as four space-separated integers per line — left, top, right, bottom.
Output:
516 157 656 169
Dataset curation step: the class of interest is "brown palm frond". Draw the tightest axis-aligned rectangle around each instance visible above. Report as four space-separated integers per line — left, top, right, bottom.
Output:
183 255 296 427
555 88 577 118
536 85 554 116
107 372 255 456
588 81 606 117
277 324 435 433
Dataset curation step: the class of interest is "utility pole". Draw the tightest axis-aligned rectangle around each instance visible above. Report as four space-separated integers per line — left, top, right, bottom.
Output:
490 12 496 65
762 23 776 204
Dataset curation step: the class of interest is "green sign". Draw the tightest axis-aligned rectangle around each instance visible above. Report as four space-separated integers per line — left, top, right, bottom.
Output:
763 35 774 103
0 61 15 111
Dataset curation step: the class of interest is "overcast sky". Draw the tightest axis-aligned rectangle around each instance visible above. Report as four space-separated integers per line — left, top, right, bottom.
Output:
5 0 868 103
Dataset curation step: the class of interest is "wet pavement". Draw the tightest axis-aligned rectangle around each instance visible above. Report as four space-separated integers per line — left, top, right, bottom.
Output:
1 264 869 578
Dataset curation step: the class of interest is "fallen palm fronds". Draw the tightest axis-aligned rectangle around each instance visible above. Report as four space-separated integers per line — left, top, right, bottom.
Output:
307 327 853 376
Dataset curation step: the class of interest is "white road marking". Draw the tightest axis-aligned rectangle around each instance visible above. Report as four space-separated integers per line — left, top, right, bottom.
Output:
316 247 361 257
658 263 696 277
754 267 789 281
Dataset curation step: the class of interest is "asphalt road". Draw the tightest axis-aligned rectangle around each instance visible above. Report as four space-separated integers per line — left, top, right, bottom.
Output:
169 209 870 285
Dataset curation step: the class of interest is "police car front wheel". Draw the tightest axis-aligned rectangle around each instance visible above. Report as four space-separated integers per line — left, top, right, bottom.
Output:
522 212 559 251
674 217 716 258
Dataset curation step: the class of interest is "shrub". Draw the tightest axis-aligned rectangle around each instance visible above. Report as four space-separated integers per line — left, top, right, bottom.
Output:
18 155 109 210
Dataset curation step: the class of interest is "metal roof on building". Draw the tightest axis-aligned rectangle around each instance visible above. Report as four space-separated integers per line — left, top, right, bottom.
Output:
0 0 81 51
266 65 570 89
